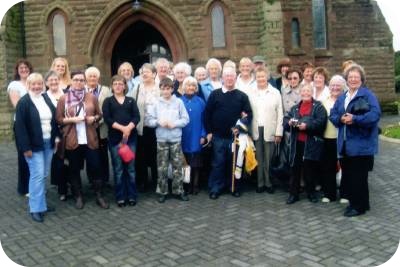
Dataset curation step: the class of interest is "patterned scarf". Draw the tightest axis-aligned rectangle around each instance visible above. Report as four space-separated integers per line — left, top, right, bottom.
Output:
65 88 85 117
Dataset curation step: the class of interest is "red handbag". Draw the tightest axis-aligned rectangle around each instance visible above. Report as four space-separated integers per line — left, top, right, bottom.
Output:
118 142 135 163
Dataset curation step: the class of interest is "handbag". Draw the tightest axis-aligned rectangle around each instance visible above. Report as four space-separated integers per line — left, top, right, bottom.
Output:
118 140 135 163
182 154 191 184
56 125 72 159
269 139 291 184
351 96 370 115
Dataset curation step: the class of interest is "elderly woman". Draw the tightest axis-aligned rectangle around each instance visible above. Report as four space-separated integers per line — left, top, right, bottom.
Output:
8 59 33 196
312 67 330 102
330 64 380 217
321 75 346 203
181 76 206 194
284 84 327 204
235 57 255 94
135 63 160 192
118 62 139 96
85 66 112 186
44 71 68 201
200 58 223 102
56 70 109 209
301 61 314 86
281 68 302 115
172 62 192 97
249 67 283 194
103 75 140 207
275 57 291 92
15 73 59 222
50 57 71 90
154 57 170 84
194 66 208 83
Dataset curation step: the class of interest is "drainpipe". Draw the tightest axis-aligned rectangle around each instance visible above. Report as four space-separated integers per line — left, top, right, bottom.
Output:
19 1 26 58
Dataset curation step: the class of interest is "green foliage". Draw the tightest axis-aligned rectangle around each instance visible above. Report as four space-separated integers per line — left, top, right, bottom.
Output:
383 125 400 139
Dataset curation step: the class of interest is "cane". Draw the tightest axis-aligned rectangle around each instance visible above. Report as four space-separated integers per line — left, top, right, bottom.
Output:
231 134 238 193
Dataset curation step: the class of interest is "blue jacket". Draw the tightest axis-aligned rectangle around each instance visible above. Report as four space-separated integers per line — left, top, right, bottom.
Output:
200 78 222 102
181 95 206 153
146 95 189 142
15 93 59 153
329 86 381 157
283 99 327 166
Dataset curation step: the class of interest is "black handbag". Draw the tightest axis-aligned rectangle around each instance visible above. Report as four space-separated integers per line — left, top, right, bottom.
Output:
269 140 291 185
351 96 370 115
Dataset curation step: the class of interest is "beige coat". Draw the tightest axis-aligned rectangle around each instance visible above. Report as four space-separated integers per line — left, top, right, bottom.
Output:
248 85 284 142
96 85 112 139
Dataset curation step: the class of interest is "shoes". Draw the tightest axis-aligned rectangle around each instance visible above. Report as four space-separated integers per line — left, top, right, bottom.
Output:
75 196 84 209
158 195 166 203
31 212 43 223
344 207 365 217
286 195 299 204
321 197 330 203
265 186 275 194
340 198 349 204
232 191 241 198
59 194 66 201
209 192 219 200
117 201 126 207
96 197 110 209
179 193 189 201
256 187 265 193
308 193 318 203
128 199 137 206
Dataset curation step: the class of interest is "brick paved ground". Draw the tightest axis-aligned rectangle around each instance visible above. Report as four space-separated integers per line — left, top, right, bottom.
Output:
0 137 399 267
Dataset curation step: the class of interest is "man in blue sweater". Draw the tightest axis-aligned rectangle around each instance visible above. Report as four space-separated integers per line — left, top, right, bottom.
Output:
205 66 253 199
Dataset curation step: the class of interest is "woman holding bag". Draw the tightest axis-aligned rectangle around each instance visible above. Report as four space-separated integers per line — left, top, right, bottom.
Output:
103 75 140 207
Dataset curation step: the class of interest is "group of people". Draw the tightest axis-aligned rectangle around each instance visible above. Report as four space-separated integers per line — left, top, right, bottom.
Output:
7 55 381 223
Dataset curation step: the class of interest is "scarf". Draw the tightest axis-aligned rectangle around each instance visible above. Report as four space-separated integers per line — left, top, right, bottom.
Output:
65 88 85 117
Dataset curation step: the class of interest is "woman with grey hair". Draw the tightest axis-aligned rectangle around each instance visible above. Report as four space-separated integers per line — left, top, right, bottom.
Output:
200 58 223 102
321 75 346 203
330 64 380 217
173 62 192 97
194 66 207 83
181 76 206 194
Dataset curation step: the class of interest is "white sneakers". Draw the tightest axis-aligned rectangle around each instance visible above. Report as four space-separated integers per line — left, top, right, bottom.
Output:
321 197 330 203
340 198 349 204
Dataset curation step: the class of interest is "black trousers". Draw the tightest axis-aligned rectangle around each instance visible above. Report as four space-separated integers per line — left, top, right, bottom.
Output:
321 138 338 201
66 145 102 196
14 124 30 195
340 155 372 212
136 127 158 190
289 141 317 196
86 137 109 183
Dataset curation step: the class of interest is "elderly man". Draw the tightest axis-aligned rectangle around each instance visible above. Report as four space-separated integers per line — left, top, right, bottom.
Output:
205 66 253 199
252 55 277 88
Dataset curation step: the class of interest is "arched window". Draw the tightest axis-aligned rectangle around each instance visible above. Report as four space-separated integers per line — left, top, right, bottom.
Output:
312 0 327 49
291 18 301 48
211 5 226 48
51 12 67 56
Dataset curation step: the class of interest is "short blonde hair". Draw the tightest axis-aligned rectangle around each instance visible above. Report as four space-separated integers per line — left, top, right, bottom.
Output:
27 73 44 89
182 76 199 92
117 62 134 77
205 58 222 73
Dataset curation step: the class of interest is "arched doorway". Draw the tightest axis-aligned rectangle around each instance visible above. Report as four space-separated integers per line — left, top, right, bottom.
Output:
111 21 172 75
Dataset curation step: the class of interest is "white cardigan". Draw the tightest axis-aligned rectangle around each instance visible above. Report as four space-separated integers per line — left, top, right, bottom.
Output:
248 85 284 142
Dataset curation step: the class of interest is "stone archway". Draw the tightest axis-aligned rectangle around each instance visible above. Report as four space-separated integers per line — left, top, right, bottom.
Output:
89 1 188 81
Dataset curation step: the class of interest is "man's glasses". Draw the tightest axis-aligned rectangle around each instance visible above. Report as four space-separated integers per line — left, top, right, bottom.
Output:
72 79 85 82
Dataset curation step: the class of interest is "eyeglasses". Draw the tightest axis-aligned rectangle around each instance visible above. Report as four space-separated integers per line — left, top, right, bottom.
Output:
288 77 299 80
72 79 85 83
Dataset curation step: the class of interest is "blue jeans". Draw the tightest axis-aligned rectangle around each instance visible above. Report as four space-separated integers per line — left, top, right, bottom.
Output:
208 136 240 194
109 142 137 202
25 139 53 213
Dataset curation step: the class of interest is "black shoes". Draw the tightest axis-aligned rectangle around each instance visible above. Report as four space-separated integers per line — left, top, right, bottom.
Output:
31 212 43 223
344 207 365 217
256 187 265 193
209 192 219 200
232 191 241 198
117 201 126 207
158 195 166 203
265 186 275 194
308 193 318 203
128 199 137 206
179 193 189 201
286 195 299 204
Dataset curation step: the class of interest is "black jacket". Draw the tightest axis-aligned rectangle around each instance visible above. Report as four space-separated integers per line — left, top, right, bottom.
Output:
283 99 327 166
15 93 59 153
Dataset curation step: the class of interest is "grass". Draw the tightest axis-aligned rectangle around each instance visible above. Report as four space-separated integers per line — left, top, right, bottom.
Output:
382 125 400 139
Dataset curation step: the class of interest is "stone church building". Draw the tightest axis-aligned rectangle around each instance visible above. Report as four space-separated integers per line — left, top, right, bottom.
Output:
0 0 396 140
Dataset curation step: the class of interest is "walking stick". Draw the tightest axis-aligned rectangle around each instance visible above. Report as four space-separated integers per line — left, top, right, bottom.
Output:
231 134 238 193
